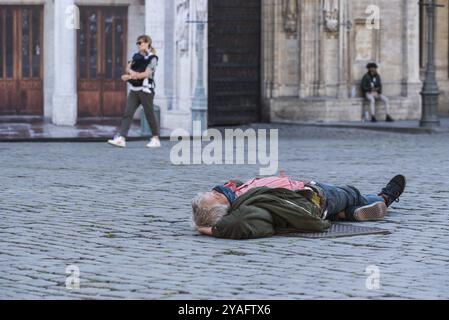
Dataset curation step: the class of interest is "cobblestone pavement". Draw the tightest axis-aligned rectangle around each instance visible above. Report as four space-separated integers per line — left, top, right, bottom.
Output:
1 125 449 299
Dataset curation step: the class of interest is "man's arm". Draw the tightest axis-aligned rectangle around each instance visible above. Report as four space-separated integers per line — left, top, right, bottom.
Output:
211 206 275 240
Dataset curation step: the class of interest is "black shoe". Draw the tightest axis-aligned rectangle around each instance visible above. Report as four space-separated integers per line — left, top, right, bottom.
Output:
386 115 395 122
379 175 406 207
371 115 378 123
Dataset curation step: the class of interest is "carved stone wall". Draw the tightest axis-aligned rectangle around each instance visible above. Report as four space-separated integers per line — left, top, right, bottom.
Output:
262 0 424 122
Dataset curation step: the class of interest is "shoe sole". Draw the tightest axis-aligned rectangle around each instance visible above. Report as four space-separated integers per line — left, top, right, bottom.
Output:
354 202 387 221
107 141 126 148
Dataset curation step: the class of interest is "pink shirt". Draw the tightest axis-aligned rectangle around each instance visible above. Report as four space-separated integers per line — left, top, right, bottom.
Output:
225 176 305 198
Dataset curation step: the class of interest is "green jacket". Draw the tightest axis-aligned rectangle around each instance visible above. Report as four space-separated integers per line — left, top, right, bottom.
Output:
212 187 331 240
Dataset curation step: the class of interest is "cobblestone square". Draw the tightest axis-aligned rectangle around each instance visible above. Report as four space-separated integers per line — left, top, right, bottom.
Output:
1 125 448 299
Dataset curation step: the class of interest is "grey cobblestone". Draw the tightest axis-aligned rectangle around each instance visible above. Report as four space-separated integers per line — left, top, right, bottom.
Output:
1 125 449 299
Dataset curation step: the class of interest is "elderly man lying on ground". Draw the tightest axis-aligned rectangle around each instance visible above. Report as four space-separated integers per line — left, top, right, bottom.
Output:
191 173 406 239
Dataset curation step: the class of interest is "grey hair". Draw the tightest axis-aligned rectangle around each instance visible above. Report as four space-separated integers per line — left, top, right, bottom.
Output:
191 192 229 228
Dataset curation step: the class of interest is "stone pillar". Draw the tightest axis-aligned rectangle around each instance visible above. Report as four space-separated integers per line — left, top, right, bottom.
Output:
399 0 422 119
43 0 54 120
420 0 441 127
272 0 282 98
191 0 208 133
299 0 316 97
337 0 348 98
404 0 422 88
164 1 175 111
261 0 276 121
146 0 166 109
52 0 77 126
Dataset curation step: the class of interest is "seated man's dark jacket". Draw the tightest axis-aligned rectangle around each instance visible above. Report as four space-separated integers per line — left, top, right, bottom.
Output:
212 187 331 240
361 72 383 94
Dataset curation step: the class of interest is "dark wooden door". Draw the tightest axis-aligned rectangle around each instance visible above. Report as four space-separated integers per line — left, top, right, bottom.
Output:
0 6 43 115
208 0 261 126
77 6 128 118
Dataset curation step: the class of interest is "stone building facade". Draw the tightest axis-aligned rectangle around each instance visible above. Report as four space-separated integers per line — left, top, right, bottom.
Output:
0 0 448 133
0 0 204 132
263 0 448 123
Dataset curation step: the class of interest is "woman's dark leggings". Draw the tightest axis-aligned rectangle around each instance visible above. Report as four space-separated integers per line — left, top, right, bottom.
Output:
119 90 159 137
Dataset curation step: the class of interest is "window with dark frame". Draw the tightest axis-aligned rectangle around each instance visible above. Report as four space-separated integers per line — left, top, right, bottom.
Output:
0 6 42 79
78 7 126 81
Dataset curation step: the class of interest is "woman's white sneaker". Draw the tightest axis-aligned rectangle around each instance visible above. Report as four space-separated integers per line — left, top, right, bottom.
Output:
107 135 126 148
146 138 161 148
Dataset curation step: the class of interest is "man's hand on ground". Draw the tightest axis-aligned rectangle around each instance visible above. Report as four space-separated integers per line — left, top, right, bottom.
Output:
197 227 213 237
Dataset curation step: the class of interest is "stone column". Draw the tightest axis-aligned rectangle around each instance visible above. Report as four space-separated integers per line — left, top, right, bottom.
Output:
52 0 77 126
404 0 422 89
146 0 166 108
43 0 54 120
191 0 208 133
261 0 276 121
272 0 282 98
299 0 316 97
337 0 348 99
399 0 422 119
420 0 441 127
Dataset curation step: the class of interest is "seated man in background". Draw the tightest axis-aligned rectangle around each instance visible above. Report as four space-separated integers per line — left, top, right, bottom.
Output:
361 62 395 123
191 174 406 239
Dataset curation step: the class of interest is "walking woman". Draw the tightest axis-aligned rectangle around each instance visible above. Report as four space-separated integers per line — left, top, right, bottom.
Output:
108 35 161 148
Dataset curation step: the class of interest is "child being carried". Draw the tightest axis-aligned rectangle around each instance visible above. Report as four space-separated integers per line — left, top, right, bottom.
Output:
127 48 158 94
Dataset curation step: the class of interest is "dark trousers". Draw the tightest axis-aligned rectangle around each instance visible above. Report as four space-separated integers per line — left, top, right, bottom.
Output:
315 182 384 221
120 90 159 137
